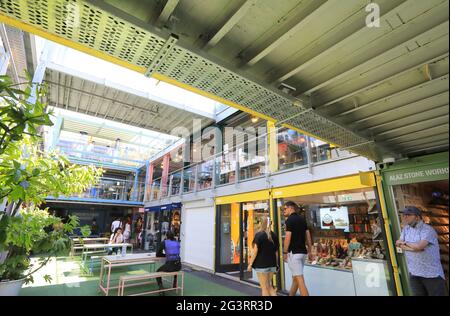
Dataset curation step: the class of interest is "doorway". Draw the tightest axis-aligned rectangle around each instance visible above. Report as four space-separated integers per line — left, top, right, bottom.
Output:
215 201 271 284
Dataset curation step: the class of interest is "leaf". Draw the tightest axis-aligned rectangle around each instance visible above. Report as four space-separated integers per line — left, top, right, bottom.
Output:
80 225 91 238
13 160 21 169
10 186 25 201
0 214 9 246
43 274 52 283
9 88 25 95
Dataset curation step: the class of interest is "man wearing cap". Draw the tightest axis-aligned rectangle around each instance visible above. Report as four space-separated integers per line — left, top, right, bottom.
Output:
396 206 447 296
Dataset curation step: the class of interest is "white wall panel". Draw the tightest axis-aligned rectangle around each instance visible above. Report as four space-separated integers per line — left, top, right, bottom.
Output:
180 204 215 271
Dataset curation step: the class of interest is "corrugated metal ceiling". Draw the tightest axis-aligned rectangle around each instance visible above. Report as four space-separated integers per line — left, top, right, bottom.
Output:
44 68 214 136
0 0 448 161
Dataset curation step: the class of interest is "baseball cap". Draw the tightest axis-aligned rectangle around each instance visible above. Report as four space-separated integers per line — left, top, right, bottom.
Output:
401 206 421 216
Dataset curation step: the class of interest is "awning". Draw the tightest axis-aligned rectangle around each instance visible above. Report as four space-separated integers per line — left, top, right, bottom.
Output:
145 202 182 212
216 189 270 205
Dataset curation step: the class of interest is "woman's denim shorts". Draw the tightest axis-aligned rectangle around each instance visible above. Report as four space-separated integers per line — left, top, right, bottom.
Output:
253 267 277 273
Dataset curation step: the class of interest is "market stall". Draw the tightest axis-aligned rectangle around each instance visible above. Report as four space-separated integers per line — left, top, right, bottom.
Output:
272 172 398 296
379 152 449 295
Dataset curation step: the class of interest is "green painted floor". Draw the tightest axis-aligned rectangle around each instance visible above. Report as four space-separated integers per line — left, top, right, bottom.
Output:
19 256 253 296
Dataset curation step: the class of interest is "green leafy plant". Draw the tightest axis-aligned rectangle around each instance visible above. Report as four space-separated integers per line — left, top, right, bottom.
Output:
0 136 102 212
0 208 84 283
0 74 52 155
0 74 103 284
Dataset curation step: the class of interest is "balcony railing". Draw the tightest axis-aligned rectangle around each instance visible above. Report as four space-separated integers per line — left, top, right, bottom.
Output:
55 140 146 169
147 128 354 202
48 177 145 203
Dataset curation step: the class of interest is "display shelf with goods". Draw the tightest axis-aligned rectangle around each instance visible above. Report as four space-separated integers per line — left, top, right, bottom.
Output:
273 173 397 295
305 200 387 271
278 194 393 295
279 205 393 295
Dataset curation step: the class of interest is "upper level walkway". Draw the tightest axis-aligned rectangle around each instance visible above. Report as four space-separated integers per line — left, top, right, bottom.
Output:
145 150 375 208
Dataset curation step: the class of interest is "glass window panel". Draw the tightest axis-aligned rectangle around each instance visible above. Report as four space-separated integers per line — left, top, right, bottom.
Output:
218 204 241 265
277 128 308 170
276 187 395 295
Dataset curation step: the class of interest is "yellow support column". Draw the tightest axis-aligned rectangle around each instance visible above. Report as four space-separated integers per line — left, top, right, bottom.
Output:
270 194 285 292
267 121 282 290
267 121 279 173
375 173 404 296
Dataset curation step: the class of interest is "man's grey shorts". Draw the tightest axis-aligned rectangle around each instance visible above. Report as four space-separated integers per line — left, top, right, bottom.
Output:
287 253 307 276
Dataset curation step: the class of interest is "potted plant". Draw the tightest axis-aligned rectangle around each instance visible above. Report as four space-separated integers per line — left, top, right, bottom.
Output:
0 207 91 295
0 74 102 295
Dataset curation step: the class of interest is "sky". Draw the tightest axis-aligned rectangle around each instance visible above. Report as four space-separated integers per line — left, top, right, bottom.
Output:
34 36 231 154
34 36 225 116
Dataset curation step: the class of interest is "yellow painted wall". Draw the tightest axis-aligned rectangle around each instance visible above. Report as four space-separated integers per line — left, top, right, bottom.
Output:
231 203 240 264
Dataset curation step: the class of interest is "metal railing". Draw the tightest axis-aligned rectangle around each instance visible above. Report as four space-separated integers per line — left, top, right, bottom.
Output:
55 140 147 168
50 177 145 203
147 127 354 202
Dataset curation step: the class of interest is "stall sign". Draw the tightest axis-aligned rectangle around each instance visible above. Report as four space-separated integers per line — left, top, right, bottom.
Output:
385 165 449 186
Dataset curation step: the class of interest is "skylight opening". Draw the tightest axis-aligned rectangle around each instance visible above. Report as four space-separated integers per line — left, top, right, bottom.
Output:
35 36 229 117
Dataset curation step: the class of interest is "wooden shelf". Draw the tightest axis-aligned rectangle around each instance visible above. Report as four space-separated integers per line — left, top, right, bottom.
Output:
427 204 449 210
423 213 449 218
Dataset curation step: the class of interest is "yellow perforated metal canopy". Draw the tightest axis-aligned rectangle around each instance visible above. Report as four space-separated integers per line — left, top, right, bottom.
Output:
1 0 448 161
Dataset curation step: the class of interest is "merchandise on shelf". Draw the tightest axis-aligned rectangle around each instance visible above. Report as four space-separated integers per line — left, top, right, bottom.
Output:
307 236 386 271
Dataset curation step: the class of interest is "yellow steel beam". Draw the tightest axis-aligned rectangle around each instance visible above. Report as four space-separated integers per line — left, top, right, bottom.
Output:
0 12 276 123
0 13 145 73
267 121 279 173
271 194 285 292
215 189 270 205
0 10 347 153
272 172 376 199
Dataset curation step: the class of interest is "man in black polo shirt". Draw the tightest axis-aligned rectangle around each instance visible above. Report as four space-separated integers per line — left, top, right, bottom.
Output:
283 201 313 296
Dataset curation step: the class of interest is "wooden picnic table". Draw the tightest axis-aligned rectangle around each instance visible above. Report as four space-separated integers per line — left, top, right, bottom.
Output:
99 253 165 296
71 238 110 256
80 243 133 271
82 243 133 251
72 237 109 243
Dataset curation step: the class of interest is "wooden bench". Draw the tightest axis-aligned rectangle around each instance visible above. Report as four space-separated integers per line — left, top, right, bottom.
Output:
117 271 184 296
70 238 109 256
71 245 85 256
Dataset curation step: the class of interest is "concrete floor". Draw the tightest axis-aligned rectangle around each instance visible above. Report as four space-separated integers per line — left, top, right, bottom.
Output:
19 256 261 296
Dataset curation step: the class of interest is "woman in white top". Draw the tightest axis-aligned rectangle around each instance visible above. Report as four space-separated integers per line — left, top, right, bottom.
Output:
123 217 132 243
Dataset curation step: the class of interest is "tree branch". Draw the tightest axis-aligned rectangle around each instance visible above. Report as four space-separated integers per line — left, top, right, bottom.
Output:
23 256 51 279
10 199 23 217
5 201 15 216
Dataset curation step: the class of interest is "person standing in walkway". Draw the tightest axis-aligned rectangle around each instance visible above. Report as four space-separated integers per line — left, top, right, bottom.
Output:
156 230 182 295
135 216 143 248
282 201 313 296
111 217 122 234
90 218 99 237
396 206 447 296
123 216 132 243
247 216 279 296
